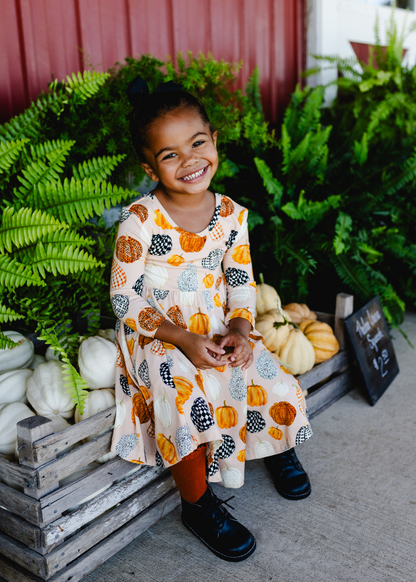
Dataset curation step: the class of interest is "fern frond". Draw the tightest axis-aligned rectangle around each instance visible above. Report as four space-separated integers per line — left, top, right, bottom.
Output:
333 212 353 255
65 70 110 102
29 139 74 161
34 178 133 224
254 158 284 207
0 331 19 349
354 132 368 166
30 242 105 278
245 66 263 114
331 255 369 296
0 139 29 174
0 207 68 253
0 304 24 323
383 149 416 195
0 104 41 142
72 154 126 181
0 254 44 288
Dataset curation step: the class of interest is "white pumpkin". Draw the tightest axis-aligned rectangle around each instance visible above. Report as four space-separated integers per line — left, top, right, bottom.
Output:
277 328 315 375
78 336 117 389
143 263 168 288
0 402 35 455
45 346 61 361
179 359 192 374
75 389 116 464
234 215 248 243
254 438 275 459
97 328 116 343
206 374 222 401
60 462 111 510
209 315 220 332
154 392 172 428
272 379 290 397
139 225 152 247
29 355 46 370
228 287 252 305
256 275 281 316
0 331 34 373
0 368 32 405
221 465 243 488
27 360 75 419
179 291 195 306
114 398 127 429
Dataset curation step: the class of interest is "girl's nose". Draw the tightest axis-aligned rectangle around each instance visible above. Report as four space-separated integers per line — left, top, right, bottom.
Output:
182 151 199 167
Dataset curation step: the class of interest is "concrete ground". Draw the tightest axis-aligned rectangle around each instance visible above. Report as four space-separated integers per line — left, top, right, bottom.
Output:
83 313 416 582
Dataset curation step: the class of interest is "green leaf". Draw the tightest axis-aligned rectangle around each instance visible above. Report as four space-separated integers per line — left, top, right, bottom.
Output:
30 242 105 278
353 133 368 166
0 331 19 349
0 255 44 288
333 212 353 255
0 305 24 323
72 154 126 181
65 71 110 103
247 211 264 231
254 158 284 208
0 139 29 174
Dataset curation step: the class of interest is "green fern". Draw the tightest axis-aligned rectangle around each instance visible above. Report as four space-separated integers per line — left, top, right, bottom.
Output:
0 255 44 288
0 139 29 173
65 71 110 102
72 153 126 181
0 304 24 323
29 242 104 278
254 158 283 208
0 207 67 253
0 331 19 349
333 212 353 255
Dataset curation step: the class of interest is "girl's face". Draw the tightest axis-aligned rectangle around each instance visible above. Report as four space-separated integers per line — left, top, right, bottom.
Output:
141 107 218 196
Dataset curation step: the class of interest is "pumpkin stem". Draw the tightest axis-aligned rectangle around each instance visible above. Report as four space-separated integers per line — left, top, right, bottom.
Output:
259 273 265 285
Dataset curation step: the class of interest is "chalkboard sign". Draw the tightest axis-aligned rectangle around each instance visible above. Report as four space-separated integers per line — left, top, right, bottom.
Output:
345 296 399 405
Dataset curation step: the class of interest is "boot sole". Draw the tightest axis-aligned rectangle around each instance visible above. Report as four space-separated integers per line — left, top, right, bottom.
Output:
181 517 256 562
275 485 312 500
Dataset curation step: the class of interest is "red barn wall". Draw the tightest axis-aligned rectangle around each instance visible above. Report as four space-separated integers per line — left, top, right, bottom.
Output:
0 0 305 124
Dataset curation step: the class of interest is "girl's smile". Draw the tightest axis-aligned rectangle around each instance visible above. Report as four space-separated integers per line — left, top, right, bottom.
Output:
179 165 208 182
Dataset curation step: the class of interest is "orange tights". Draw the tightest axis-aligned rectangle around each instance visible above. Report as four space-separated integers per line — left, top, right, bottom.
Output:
170 444 207 503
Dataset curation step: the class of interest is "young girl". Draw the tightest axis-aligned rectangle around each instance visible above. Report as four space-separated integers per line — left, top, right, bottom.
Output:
110 76 313 562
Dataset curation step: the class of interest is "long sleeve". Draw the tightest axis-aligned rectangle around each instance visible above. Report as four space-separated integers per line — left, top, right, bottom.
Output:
110 205 166 338
222 207 257 328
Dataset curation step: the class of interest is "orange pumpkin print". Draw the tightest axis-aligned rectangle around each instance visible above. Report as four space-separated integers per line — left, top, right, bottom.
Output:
162 341 176 350
126 370 134 385
138 335 153 349
167 254 185 266
157 434 177 464
230 307 253 325
237 450 245 462
249 332 263 341
269 401 297 426
194 371 205 395
132 392 150 424
211 334 224 345
215 401 238 429
154 209 172 229
127 337 135 356
138 307 165 332
150 340 166 356
222 301 230 317
166 305 187 329
219 196 234 217
111 261 127 289
238 209 246 225
250 281 257 291
215 364 226 372
209 221 224 241
116 347 125 368
214 293 222 307
203 273 214 288
129 204 148 222
239 424 247 444
148 401 155 421
174 376 193 414
209 402 215 417
280 364 292 375
147 421 155 438
296 385 306 415
232 244 251 265
188 308 211 335
248 340 255 350
268 427 283 440
131 458 145 464
140 385 151 400
125 317 137 331
247 380 268 407
116 236 143 263
174 227 207 253
215 277 222 289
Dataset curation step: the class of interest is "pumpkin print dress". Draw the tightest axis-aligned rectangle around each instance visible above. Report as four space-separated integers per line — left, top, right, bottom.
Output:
110 192 312 488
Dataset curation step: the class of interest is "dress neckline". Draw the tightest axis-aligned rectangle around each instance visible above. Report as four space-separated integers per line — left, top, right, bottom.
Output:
151 191 219 236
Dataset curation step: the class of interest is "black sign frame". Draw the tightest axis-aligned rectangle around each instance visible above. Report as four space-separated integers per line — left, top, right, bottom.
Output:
345 295 399 405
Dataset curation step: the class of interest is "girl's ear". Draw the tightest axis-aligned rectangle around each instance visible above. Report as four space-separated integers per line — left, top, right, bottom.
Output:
140 162 159 182
212 130 218 148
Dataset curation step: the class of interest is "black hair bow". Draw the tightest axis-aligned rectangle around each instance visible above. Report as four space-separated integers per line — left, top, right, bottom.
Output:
127 76 183 107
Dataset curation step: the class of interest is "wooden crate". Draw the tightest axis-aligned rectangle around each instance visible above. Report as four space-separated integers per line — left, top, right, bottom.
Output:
0 293 355 582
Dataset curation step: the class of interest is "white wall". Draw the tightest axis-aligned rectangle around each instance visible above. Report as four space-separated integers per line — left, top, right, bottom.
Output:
306 0 416 103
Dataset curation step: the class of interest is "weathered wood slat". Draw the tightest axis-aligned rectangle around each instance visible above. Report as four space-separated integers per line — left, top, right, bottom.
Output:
0 554 44 582
16 418 54 470
0 531 46 578
298 350 349 391
44 474 176 577
31 407 116 464
335 293 354 350
306 368 354 418
39 457 154 523
42 464 167 548
0 457 37 490
313 311 335 326
0 508 41 552
0 484 41 525
36 432 113 492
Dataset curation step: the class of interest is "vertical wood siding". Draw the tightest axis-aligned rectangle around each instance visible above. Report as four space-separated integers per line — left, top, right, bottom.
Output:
0 0 304 123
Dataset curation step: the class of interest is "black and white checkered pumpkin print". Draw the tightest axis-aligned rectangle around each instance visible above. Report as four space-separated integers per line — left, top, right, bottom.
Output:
175 424 193 458
202 290 214 312
177 263 198 292
124 323 135 335
166 354 174 369
148 234 173 256
208 205 221 231
225 267 250 287
119 208 132 223
160 361 175 389
155 451 164 467
111 295 129 318
208 457 219 476
154 289 169 301
132 274 144 296
190 397 215 432
247 410 266 433
256 351 277 380
115 319 121 333
229 367 247 401
295 425 313 445
216 434 236 459
226 230 238 250
119 374 131 397
201 249 224 270
138 360 151 389
115 433 140 459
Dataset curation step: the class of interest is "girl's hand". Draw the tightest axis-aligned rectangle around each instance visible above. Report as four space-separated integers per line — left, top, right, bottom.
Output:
178 332 226 370
217 330 253 371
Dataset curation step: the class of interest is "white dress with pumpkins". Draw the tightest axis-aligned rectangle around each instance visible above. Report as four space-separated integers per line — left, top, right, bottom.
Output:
110 192 312 488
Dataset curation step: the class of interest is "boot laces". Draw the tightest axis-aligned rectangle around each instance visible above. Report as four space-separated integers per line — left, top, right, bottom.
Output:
206 493 236 528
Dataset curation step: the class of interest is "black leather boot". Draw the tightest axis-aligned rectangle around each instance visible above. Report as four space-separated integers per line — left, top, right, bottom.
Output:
264 448 311 500
181 485 256 562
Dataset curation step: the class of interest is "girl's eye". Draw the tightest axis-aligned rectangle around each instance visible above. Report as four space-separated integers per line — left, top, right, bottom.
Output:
162 153 177 160
193 141 205 148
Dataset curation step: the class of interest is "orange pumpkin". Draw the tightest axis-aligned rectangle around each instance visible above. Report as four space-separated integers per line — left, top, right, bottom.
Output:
296 385 306 415
116 235 143 263
140 385 151 400
167 305 187 329
126 370 134 385
111 261 127 289
211 334 224 345
269 401 297 426
222 301 230 317
247 380 268 407
215 277 222 289
268 426 283 440
167 254 185 266
189 308 211 335
249 332 263 341
209 221 224 241
154 209 172 229
125 317 137 331
162 341 176 350
215 364 226 372
215 401 238 429
129 204 148 222
150 340 166 356
237 450 245 462
239 424 247 443
147 400 154 421
138 335 153 349
173 376 193 401
147 422 155 438
280 364 292 375
248 340 255 350
174 227 206 253
157 434 177 464
249 281 257 291
116 347 125 368
131 457 144 464
138 307 165 332
219 196 234 217
132 392 150 424
194 371 205 395
209 402 215 418
231 244 251 265
230 307 253 325
127 337 135 356
214 293 222 307
203 273 214 288
238 209 246 225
